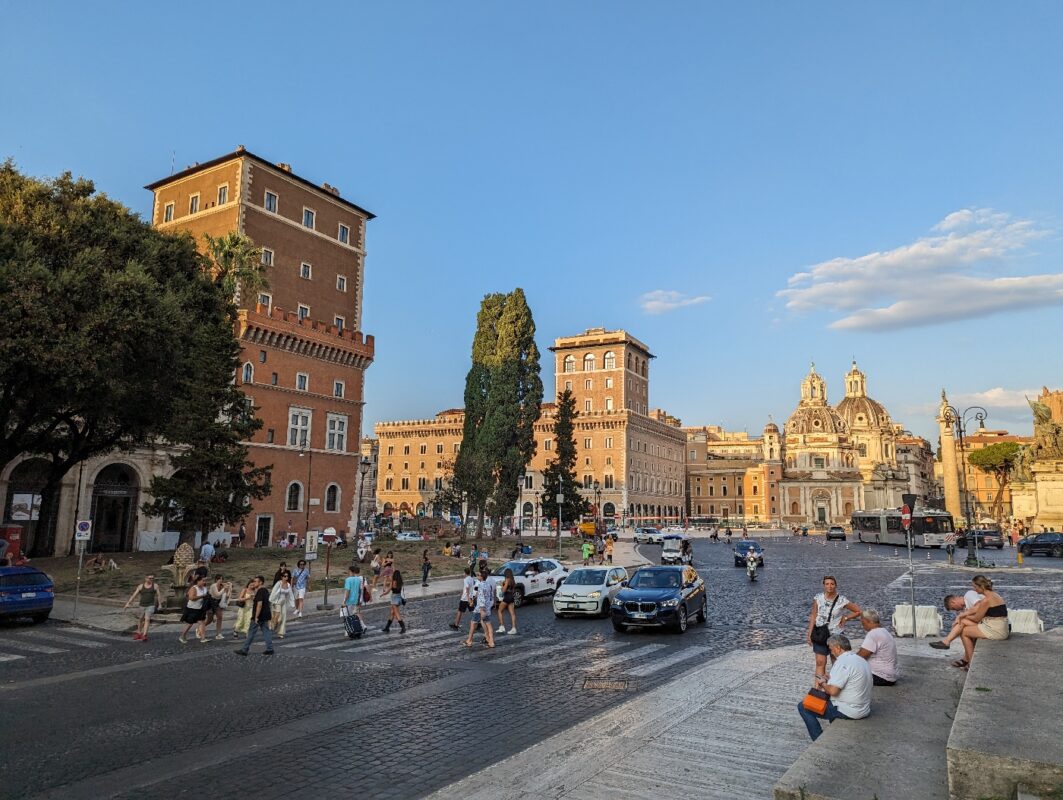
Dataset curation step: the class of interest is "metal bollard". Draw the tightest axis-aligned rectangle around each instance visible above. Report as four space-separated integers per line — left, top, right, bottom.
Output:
893 549 898 557
927 551 931 560
868 545 872 552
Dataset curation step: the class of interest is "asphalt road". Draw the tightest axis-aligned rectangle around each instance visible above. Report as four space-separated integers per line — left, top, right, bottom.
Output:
2 537 1060 799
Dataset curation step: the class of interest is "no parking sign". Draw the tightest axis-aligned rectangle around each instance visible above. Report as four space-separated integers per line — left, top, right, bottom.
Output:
75 520 92 541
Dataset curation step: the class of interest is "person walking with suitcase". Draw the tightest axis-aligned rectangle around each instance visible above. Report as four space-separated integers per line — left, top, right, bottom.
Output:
341 565 367 639
235 576 274 657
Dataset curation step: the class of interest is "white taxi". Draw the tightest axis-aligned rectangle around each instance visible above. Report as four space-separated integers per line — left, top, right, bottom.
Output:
490 558 568 606
552 566 629 617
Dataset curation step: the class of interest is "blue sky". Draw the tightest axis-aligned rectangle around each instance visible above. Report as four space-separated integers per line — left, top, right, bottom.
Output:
3 2 1061 442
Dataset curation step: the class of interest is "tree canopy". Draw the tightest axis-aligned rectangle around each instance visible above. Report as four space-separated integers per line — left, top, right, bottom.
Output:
0 162 266 554
453 289 542 534
540 389 589 531
968 441 1022 521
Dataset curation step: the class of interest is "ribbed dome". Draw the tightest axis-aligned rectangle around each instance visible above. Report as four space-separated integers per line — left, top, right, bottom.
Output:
836 395 891 431
785 405 849 436
764 420 780 433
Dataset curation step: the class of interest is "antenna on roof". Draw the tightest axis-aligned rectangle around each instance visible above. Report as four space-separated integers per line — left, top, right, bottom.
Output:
170 150 175 176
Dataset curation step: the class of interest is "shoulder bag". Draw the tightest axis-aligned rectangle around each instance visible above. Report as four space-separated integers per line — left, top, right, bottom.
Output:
811 596 840 646
362 580 372 603
802 687 830 715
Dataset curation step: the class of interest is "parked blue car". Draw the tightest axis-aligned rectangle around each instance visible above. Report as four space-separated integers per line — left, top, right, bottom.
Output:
0 566 55 623
610 565 707 633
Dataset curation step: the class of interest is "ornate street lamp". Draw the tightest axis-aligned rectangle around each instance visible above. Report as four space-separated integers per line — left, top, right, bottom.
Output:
593 479 602 532
940 403 988 567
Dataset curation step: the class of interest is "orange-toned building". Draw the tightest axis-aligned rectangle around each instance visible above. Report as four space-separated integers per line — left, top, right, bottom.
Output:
146 147 375 545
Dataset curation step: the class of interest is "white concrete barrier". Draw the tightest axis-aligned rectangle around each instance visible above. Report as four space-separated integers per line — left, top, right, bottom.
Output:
1008 609 1045 634
892 604 942 637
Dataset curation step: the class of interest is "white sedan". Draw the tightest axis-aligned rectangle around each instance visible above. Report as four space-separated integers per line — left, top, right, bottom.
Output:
552 566 629 617
396 531 424 542
634 528 664 545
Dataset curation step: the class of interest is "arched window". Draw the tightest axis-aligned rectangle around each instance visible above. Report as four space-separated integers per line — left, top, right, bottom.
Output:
583 353 595 371
242 362 254 383
641 361 647 377
603 351 616 369
563 355 576 373
286 482 302 512
325 483 339 512
627 353 633 369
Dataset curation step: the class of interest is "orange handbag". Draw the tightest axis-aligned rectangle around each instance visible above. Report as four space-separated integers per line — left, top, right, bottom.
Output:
802 688 830 715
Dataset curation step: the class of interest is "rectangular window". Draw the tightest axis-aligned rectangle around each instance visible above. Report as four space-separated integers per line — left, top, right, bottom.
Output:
287 408 310 447
163 202 174 222
188 194 200 214
217 185 228 205
296 373 309 391
605 377 613 389
544 440 552 451
401 477 409 491
336 275 347 292
264 191 278 212
326 414 347 451
298 304 310 321
605 397 614 411
584 438 592 449
583 474 593 489
584 400 592 412
271 372 278 386
387 446 394 456
385 477 394 491
258 350 267 363
300 262 312 280
565 380 572 391
403 445 410 455
585 379 592 390
333 380 345 399
338 223 350 244
261 249 274 267
435 477 443 491
605 437 613 449
334 315 345 331
436 444 444 454
813 457 825 469
303 208 316 229
417 477 427 491
604 475 614 489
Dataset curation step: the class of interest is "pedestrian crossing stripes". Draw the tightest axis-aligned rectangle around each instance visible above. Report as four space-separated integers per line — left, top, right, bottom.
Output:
626 645 711 677
582 643 667 672
0 627 123 664
20 630 107 648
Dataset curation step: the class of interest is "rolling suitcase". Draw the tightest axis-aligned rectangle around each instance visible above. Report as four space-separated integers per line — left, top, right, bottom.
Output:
341 606 365 639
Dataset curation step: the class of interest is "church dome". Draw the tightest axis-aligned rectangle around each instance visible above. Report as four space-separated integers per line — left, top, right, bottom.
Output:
764 420 780 434
784 363 850 435
835 361 892 430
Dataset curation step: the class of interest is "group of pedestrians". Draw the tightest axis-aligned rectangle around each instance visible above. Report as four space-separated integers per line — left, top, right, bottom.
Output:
580 535 614 565
174 574 234 644
797 572 1010 741
447 561 517 645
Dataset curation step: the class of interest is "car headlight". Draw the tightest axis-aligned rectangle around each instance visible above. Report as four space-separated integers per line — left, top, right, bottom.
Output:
660 598 679 608
587 591 601 599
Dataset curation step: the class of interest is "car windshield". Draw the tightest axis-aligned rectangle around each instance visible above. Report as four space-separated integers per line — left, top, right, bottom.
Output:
492 561 529 576
628 570 681 589
565 569 607 586
735 542 760 552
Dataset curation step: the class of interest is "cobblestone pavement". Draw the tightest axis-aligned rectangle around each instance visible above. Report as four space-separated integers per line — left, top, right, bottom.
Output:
2 538 1059 799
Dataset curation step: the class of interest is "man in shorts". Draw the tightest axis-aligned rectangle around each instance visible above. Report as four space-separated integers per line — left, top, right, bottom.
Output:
450 566 476 630
581 539 594 566
292 559 310 618
463 568 496 648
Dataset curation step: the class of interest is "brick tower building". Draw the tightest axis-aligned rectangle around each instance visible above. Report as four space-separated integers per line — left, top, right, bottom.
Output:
146 147 374 546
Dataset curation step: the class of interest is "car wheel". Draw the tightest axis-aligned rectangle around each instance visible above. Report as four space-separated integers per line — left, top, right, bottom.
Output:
696 599 707 624
612 620 627 633
996 545 1004 550
31 611 50 624
1020 545 1031 556
514 587 526 608
1052 545 1063 559
675 605 688 634
600 598 611 618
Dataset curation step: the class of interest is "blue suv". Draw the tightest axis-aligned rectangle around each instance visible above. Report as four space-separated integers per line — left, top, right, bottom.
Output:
0 566 55 624
611 565 707 633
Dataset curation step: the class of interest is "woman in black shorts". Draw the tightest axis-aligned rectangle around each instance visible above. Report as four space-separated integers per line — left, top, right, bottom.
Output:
495 568 518 636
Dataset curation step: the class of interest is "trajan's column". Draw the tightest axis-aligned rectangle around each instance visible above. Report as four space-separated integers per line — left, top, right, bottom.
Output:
937 390 962 522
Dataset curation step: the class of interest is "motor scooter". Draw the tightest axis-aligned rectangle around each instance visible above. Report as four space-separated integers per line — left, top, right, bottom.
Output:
746 555 758 582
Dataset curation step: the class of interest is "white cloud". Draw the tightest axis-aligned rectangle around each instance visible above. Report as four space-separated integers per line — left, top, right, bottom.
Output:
640 289 710 315
951 387 1038 410
777 208 1061 331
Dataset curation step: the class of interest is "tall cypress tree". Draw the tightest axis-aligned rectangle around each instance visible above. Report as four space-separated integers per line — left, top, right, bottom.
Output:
540 389 588 536
454 289 542 537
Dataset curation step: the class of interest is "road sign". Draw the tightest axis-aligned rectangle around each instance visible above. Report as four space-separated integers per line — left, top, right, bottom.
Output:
900 504 912 530
305 529 320 561
75 520 92 541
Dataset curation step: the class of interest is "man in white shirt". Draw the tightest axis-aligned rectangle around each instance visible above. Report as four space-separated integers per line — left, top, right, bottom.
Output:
930 580 986 650
857 609 899 686
798 634 872 741
449 567 477 630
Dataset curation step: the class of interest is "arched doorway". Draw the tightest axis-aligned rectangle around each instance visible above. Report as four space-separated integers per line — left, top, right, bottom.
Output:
91 464 140 552
522 502 533 529
602 502 615 519
3 458 54 556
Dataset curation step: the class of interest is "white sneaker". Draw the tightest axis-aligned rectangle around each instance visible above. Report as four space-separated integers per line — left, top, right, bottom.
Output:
214 634 225 640
179 636 187 644
295 611 302 618
496 624 506 633
507 628 517 635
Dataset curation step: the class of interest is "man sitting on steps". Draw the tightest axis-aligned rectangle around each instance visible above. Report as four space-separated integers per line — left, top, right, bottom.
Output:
797 634 872 741
856 609 898 686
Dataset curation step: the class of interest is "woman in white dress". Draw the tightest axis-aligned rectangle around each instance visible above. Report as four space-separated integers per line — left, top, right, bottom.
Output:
269 571 296 638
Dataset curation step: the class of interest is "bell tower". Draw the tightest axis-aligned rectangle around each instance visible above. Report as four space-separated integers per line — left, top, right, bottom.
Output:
845 360 867 398
800 362 828 405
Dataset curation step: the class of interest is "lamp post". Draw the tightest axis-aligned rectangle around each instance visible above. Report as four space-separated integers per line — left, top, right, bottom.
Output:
941 403 988 567
299 437 314 543
355 455 371 538
593 479 601 533
556 474 564 559
517 472 526 535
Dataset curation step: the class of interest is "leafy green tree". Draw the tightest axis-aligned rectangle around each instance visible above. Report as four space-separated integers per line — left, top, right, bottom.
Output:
540 390 588 539
0 162 260 555
967 441 1022 521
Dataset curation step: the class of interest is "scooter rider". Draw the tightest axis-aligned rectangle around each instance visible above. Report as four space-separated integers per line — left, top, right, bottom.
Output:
746 547 759 580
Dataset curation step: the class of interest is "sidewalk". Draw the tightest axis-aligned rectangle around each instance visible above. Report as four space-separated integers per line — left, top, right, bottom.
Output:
50 542 651 633
427 638 955 800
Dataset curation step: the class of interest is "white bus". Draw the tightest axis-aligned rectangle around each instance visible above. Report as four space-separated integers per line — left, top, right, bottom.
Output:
851 509 954 548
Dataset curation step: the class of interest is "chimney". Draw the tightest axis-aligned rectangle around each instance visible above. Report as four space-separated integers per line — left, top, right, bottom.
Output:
276 162 292 173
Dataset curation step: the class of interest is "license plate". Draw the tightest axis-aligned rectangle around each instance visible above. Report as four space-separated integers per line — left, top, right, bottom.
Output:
631 612 650 619
567 603 581 610
22 592 36 598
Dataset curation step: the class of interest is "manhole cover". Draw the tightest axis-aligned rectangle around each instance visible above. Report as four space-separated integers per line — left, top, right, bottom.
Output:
583 678 630 691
